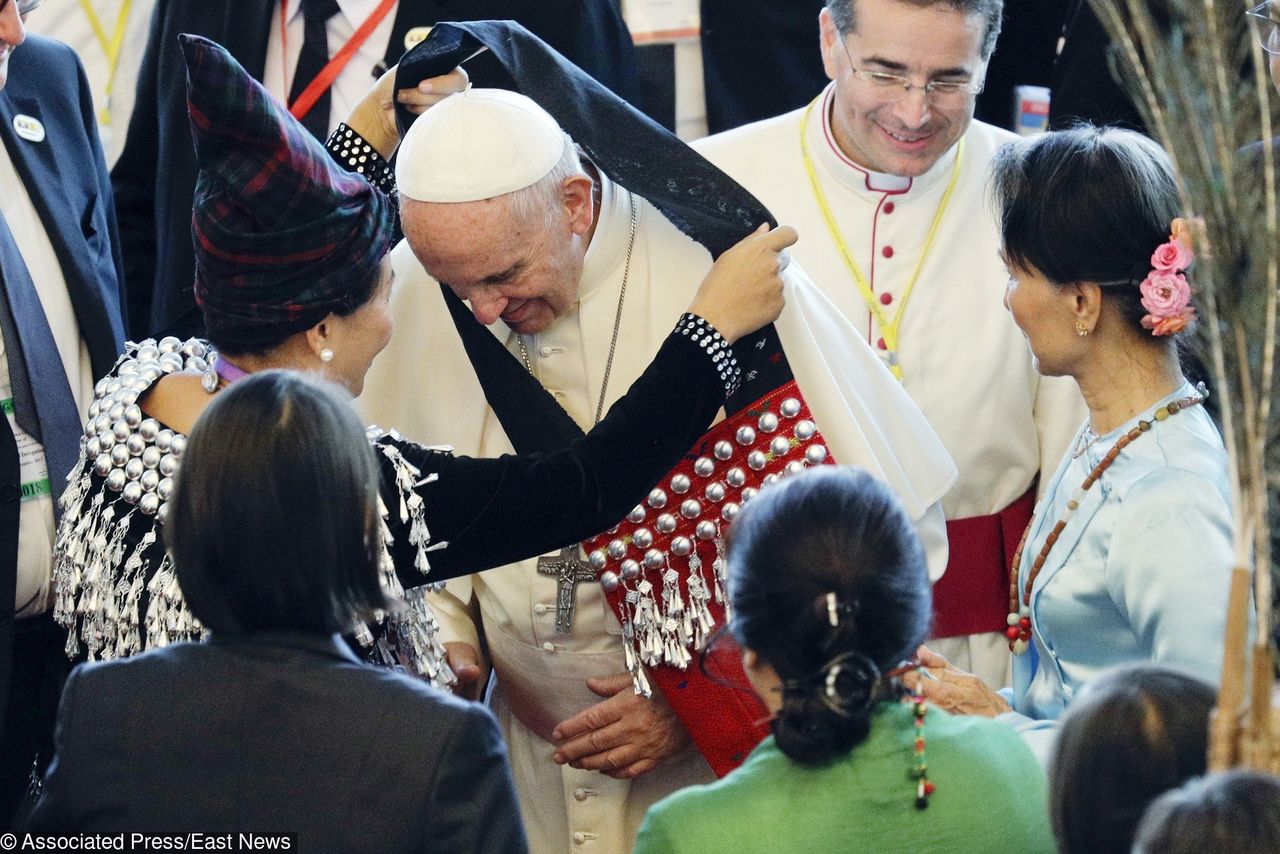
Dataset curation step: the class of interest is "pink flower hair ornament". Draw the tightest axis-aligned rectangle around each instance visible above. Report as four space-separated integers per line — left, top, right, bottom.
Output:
1139 218 1197 337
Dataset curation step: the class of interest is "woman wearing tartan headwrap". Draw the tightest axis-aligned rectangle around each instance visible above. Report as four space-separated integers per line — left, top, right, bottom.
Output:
49 35 794 693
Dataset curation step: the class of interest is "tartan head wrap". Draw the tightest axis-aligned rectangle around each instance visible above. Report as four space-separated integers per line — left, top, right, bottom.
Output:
181 34 396 353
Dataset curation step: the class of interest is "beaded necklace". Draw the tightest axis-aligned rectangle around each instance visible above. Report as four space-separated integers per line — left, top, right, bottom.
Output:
909 675 934 809
1005 387 1206 655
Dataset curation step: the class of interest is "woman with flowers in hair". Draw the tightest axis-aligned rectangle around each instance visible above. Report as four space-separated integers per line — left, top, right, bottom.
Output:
634 467 1053 851
913 126 1234 760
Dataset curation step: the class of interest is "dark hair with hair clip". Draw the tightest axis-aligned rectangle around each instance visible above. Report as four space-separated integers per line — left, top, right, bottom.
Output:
727 467 931 764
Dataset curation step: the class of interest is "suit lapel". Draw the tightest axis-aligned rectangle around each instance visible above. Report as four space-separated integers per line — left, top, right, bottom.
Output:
0 92 124 372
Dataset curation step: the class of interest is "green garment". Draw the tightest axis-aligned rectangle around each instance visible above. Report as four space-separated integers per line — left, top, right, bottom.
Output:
634 702 1054 854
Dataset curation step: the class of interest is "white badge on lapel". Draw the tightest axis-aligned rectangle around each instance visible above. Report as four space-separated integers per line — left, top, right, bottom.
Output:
13 114 45 143
404 26 432 50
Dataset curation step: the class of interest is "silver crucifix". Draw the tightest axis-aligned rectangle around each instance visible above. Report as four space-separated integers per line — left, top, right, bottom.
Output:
536 546 597 633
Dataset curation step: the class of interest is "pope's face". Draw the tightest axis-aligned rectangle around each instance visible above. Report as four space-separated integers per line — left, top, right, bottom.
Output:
0 0 30 92
401 192 588 336
818 0 987 177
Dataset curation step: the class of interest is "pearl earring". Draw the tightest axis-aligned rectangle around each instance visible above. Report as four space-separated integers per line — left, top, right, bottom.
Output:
320 347 334 363
1074 320 1089 338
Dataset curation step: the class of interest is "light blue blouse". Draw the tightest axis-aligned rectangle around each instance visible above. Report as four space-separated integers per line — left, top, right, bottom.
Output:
996 381 1234 760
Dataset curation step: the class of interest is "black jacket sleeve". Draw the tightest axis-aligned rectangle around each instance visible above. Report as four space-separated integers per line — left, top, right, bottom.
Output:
378 326 728 584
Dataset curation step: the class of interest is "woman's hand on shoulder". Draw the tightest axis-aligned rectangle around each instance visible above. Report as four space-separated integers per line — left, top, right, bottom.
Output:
687 223 797 344
909 644 1012 718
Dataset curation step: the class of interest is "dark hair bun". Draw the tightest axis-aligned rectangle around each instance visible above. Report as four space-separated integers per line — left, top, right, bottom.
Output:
775 652 881 764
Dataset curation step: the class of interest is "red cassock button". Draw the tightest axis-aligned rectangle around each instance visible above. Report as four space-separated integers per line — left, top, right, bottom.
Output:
877 338 887 350
880 292 893 305
883 201 895 214
882 245 894 259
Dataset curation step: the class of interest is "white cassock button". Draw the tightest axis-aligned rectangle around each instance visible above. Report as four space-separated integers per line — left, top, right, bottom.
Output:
534 603 549 615
573 788 588 802
573 833 586 845
542 641 556 653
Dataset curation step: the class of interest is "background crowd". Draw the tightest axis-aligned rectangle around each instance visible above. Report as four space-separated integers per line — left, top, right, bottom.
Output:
2 0 1279 852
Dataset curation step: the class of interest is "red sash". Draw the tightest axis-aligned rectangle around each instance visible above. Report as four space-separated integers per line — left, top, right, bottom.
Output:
582 381 833 777
929 486 1036 639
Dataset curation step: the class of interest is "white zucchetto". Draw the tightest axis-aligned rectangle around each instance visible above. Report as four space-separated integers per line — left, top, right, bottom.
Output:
395 86 568 203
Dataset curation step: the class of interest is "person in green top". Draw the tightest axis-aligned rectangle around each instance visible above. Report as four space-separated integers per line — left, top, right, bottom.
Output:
634 467 1054 854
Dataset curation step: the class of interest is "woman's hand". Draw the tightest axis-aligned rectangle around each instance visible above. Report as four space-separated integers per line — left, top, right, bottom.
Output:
343 65 470 159
909 644 1012 718
687 223 798 344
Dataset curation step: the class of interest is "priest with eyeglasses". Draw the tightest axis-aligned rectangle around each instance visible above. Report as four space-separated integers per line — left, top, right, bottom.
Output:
696 0 1086 693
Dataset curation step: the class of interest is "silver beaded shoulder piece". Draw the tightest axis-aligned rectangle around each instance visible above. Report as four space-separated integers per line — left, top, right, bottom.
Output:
52 337 209 663
50 338 454 690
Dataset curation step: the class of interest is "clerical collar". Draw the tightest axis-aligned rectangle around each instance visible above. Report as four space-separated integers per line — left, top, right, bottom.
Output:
577 157 635 303
809 82 959 198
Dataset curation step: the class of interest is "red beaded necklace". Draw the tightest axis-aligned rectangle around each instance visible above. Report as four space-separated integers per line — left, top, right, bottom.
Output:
1005 389 1206 655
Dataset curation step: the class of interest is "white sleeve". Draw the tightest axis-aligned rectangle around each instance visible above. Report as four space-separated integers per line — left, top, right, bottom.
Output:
428 577 488 671
917 500 950 583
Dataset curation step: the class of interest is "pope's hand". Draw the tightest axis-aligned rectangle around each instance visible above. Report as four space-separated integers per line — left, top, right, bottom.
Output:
445 641 484 702
550 672 691 779
345 65 469 159
687 223 797 344
909 644 1011 718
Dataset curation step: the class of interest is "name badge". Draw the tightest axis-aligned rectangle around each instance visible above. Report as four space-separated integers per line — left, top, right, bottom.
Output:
13 114 45 143
0 397 51 503
404 25 432 50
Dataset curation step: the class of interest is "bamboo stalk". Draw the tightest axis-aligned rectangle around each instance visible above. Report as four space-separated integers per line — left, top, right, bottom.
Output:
1210 567 1254 771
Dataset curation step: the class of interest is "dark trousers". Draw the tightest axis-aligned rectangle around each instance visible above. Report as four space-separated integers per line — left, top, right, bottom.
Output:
1 613 69 830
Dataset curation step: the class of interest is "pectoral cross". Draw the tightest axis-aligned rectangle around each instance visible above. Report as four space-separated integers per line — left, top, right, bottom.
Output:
536 546 597 633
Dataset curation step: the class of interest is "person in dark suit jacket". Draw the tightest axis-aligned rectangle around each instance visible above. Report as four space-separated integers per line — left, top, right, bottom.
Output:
1049 0 1154 132
0 0 127 827
113 0 641 340
29 371 529 853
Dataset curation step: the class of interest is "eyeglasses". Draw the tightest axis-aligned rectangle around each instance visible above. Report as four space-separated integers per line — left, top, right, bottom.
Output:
1249 2 1280 55
840 38 983 107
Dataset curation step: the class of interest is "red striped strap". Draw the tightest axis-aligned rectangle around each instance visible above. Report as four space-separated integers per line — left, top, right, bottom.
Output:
284 0 398 122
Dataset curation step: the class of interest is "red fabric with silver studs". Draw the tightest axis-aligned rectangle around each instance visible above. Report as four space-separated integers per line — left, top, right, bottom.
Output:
582 380 836 777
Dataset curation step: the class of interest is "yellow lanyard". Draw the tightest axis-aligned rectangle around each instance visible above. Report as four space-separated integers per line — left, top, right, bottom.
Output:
77 0 133 127
799 97 963 380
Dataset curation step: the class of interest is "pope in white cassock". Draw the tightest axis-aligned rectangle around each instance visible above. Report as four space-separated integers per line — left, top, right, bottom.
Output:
360 86 957 853
695 0 1086 688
